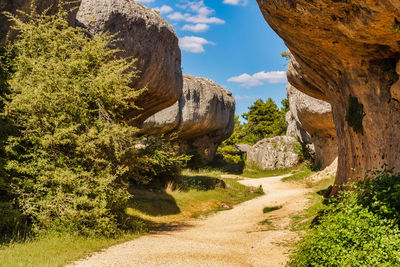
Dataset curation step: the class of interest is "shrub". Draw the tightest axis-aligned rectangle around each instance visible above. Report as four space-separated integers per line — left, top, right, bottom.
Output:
289 168 400 266
185 146 207 170
3 6 144 236
293 138 316 170
135 136 190 188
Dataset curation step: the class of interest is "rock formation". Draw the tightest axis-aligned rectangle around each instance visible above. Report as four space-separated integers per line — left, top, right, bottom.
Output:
142 75 236 161
0 0 78 44
257 0 400 190
285 110 311 144
287 83 338 169
1 0 183 125
235 144 252 154
76 0 183 125
247 136 299 170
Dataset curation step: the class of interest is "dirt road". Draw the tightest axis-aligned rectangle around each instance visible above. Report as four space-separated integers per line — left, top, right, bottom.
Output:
68 175 310 267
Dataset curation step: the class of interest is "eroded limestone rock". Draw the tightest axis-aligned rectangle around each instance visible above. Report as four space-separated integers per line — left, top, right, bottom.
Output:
257 0 400 189
287 83 337 169
247 136 299 170
77 0 183 124
142 75 235 161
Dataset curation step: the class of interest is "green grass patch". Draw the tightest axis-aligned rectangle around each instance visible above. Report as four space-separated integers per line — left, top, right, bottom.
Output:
282 166 313 183
259 218 273 226
242 162 301 178
263 206 282 213
126 171 263 225
0 233 140 267
290 176 335 231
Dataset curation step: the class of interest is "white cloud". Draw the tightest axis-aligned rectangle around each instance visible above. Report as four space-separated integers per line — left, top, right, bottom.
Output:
154 5 173 14
234 95 255 100
179 36 215 53
136 0 154 3
223 0 248 6
168 1 225 25
182 23 209 32
227 71 287 87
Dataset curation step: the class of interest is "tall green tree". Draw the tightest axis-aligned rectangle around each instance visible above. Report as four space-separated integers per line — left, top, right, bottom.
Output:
241 98 287 144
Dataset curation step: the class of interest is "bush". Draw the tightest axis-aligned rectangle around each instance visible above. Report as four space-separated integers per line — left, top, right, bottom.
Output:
293 138 316 170
3 6 144 236
185 146 207 170
135 136 190 188
289 168 400 266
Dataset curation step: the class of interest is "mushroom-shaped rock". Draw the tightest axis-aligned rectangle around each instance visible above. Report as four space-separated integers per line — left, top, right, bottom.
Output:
287 83 337 169
142 75 235 161
257 0 400 188
76 0 183 124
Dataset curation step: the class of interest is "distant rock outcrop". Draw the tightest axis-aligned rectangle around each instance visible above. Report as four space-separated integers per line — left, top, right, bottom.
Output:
257 0 400 189
287 83 337 169
142 75 235 161
77 0 183 124
247 136 299 170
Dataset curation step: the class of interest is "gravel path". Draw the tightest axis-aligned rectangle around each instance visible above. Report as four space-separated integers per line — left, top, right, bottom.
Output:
68 175 310 267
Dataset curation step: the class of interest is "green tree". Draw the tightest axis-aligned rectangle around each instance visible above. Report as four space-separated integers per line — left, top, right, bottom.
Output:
281 96 290 113
3 6 145 236
222 115 246 146
241 98 287 144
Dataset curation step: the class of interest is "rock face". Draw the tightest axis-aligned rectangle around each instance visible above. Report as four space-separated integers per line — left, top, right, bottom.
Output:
247 136 299 170
0 0 78 44
287 83 338 169
235 144 252 154
76 0 183 124
142 75 235 161
257 0 400 190
286 110 311 144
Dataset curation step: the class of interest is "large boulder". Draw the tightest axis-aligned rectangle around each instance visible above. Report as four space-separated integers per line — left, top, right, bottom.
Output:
247 136 299 170
257 1 400 189
287 83 338 169
76 0 183 124
142 75 236 161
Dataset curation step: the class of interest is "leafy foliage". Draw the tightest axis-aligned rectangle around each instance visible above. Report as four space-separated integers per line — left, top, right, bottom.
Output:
241 98 287 144
215 97 288 172
136 136 190 188
3 7 145 236
220 97 288 149
289 168 400 266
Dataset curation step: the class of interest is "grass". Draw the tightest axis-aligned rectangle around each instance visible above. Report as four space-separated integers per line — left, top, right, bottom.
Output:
257 218 276 231
281 165 313 183
0 233 140 267
289 176 335 231
0 169 263 267
241 162 302 178
127 172 264 225
263 205 282 213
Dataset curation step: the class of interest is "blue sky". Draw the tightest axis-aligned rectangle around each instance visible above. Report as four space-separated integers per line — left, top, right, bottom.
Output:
137 0 288 120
